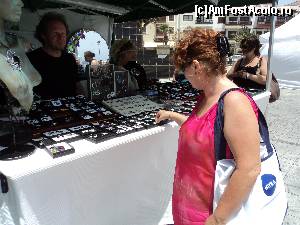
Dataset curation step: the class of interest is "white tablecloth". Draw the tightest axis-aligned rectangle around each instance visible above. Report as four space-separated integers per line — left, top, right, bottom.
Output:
0 92 270 225
0 123 179 225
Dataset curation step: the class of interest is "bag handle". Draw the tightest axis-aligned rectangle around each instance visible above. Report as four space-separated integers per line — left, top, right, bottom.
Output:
214 88 274 162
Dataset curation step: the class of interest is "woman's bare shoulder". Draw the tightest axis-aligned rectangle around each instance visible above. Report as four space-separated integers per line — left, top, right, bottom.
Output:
223 90 252 109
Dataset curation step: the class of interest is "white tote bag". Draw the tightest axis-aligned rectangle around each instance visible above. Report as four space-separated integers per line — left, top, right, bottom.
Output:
213 88 288 225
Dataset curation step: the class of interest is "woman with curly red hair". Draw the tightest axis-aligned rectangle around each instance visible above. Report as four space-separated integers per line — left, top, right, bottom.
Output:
155 29 261 225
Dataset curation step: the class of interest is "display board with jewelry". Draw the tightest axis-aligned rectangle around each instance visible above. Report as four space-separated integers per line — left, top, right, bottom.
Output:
25 81 199 156
87 64 115 102
27 95 117 138
0 0 42 160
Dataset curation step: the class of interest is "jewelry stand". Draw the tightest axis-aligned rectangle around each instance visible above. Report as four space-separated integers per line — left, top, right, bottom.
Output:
0 83 35 160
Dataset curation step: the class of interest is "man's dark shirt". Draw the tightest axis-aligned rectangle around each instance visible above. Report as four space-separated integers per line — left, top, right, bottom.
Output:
27 48 77 99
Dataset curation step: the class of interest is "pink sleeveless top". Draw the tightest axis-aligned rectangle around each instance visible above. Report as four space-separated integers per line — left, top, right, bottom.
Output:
172 89 258 225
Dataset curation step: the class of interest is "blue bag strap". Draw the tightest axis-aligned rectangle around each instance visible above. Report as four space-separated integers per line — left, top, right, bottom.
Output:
214 88 274 162
214 88 240 161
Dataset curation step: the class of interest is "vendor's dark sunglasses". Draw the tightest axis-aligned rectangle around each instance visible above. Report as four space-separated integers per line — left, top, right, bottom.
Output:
240 46 253 53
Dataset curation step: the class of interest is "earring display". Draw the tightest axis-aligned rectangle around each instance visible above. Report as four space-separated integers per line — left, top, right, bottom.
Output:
26 80 200 156
145 81 198 115
103 95 161 117
44 141 75 158
114 70 129 98
43 129 80 143
26 95 116 138
88 64 115 102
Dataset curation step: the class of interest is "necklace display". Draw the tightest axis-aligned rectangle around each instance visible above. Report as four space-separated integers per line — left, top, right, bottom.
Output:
0 34 35 160
0 33 22 71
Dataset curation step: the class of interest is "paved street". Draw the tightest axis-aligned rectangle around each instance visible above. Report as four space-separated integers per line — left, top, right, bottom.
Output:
266 88 300 225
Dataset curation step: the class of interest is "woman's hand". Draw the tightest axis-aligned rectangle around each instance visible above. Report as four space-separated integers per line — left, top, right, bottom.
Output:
236 70 248 78
205 215 226 225
155 110 171 123
228 70 247 79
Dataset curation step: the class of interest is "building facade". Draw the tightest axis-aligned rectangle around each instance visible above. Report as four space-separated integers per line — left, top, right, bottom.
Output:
140 3 300 52
111 2 300 77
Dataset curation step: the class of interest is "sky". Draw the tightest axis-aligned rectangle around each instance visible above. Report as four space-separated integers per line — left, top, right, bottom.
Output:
75 0 296 62
278 0 296 5
77 31 110 64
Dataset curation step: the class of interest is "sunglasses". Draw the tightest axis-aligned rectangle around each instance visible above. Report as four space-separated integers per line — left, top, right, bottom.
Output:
240 46 253 52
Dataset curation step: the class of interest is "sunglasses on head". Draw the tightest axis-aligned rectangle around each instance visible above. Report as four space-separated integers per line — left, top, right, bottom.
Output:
179 58 194 71
241 48 253 54
240 45 253 51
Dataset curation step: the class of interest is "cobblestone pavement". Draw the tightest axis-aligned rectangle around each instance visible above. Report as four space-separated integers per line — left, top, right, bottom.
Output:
265 89 300 225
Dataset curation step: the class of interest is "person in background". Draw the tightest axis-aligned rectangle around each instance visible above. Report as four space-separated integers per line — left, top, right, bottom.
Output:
84 50 99 73
155 28 261 225
27 12 79 99
110 39 147 91
227 36 267 90
172 67 186 82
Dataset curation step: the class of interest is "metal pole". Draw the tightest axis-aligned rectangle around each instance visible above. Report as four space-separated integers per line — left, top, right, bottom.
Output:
108 17 112 48
177 14 181 41
88 66 92 100
168 54 171 80
266 0 278 91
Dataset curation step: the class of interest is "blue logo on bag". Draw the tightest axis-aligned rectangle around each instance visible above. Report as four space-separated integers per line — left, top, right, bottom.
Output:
261 174 277 196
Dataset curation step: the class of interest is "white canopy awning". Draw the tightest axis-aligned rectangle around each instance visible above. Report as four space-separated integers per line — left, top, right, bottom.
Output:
260 14 300 89
19 8 114 49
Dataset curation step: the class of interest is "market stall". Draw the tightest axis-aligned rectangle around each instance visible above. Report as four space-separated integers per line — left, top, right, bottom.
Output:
260 14 300 89
0 80 270 225
0 79 200 225
16 0 274 114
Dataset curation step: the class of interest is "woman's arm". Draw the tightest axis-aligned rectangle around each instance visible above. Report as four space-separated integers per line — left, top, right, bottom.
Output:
226 58 242 78
155 110 188 126
172 68 178 81
206 92 261 225
245 56 267 85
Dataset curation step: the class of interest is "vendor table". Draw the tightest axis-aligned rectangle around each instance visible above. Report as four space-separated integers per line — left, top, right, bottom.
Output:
0 90 270 225
0 123 179 225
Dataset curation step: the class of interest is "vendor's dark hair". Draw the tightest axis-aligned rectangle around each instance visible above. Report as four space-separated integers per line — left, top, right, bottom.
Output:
84 51 95 58
110 39 136 64
34 12 69 45
240 36 261 56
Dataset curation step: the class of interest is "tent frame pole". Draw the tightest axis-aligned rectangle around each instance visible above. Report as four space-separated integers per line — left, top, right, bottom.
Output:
266 0 278 91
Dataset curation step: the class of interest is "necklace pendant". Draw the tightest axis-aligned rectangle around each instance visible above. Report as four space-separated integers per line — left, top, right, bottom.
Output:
6 49 22 71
